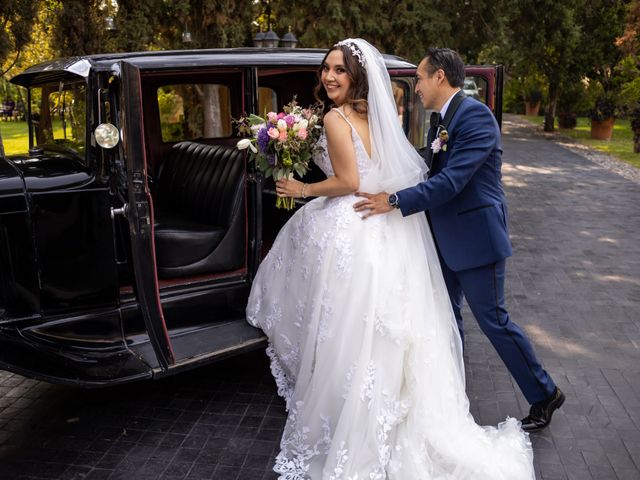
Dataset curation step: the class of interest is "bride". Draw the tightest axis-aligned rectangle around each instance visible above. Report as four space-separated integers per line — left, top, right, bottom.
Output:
246 38 535 479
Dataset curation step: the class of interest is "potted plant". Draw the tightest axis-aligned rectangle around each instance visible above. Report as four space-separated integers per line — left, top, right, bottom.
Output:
588 94 617 140
524 90 543 116
521 74 546 116
556 81 588 129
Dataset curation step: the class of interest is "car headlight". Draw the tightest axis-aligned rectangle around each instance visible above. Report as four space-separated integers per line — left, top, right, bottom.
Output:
94 123 120 149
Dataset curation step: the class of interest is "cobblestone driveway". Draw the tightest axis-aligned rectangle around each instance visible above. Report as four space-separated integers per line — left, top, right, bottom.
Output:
0 115 639 479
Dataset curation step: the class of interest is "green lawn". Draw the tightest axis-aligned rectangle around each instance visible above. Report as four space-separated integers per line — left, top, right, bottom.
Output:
523 115 640 169
0 120 82 156
0 121 29 155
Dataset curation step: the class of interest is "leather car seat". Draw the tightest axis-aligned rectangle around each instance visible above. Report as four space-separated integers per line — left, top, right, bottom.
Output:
153 141 245 278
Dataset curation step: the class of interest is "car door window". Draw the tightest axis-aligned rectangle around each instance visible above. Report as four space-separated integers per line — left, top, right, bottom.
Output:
30 81 87 156
463 76 488 104
259 87 278 115
158 84 232 142
391 80 411 132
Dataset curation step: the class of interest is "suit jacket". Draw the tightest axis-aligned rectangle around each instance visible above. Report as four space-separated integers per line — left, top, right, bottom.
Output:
397 96 512 272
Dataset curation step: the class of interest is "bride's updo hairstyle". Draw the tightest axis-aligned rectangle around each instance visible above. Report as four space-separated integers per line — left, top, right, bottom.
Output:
314 41 369 115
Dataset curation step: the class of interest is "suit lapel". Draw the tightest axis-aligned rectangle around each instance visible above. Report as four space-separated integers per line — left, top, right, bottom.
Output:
425 126 437 170
433 91 467 173
424 92 467 176
441 90 466 129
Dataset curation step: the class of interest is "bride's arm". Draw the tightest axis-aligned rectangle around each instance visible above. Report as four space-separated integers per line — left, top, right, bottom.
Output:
275 110 360 198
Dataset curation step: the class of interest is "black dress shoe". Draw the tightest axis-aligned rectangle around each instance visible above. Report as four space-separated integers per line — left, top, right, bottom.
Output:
521 387 565 432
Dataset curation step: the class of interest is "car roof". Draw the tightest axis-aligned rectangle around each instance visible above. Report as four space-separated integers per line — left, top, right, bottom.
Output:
11 48 416 87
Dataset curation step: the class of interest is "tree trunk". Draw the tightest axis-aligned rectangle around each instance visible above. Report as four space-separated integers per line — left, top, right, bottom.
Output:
544 82 559 132
632 117 640 154
0 129 5 158
201 85 223 138
36 85 54 145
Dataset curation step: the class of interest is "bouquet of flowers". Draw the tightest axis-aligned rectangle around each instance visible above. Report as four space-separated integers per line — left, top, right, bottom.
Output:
236 98 323 209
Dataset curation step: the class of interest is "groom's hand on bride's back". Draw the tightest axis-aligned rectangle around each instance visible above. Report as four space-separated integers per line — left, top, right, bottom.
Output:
353 191 393 218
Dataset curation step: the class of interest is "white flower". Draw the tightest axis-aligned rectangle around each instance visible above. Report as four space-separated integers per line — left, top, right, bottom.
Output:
309 114 319 127
237 138 257 153
430 137 442 153
292 119 308 132
250 122 266 132
277 119 287 131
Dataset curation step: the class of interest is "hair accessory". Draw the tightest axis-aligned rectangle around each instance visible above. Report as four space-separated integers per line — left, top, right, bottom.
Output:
334 40 366 69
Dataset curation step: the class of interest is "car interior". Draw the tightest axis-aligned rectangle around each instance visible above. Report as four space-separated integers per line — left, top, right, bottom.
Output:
139 67 324 286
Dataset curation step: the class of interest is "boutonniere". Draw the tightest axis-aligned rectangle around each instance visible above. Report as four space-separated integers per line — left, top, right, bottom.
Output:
430 128 449 153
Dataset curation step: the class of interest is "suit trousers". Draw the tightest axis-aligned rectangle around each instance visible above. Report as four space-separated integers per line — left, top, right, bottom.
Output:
439 257 556 405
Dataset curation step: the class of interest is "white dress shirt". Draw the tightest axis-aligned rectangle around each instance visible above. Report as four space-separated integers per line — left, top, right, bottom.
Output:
440 89 462 119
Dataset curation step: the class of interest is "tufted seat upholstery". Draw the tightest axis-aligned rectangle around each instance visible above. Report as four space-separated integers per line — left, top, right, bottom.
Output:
153 141 246 278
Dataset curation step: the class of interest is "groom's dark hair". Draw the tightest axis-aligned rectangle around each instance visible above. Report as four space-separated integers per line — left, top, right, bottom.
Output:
422 48 465 88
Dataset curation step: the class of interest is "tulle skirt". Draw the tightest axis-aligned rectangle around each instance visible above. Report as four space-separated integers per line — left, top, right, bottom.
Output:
247 193 535 479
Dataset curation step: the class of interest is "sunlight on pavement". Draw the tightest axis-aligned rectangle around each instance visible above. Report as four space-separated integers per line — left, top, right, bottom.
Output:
525 324 589 356
593 274 640 286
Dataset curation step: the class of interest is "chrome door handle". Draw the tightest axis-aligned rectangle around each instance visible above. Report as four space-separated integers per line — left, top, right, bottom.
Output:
110 203 129 219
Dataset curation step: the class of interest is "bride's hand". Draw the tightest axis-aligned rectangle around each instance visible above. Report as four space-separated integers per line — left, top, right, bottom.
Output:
276 177 305 198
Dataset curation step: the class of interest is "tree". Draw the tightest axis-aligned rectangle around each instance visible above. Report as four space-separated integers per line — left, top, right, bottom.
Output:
50 0 106 56
148 0 255 50
438 0 509 64
0 0 38 72
272 0 455 62
504 0 583 131
616 0 639 55
580 0 629 120
616 0 640 152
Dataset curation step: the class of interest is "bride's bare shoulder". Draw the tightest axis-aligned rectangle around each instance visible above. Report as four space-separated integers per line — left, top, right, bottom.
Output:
323 109 351 134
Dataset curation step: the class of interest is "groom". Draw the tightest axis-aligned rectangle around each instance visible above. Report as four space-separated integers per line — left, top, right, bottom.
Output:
354 47 564 431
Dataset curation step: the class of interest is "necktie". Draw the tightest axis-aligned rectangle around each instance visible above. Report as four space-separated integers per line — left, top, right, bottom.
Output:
430 111 442 129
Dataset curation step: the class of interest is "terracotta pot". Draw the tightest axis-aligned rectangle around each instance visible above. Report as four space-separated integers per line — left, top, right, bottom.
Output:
525 101 541 116
590 117 615 140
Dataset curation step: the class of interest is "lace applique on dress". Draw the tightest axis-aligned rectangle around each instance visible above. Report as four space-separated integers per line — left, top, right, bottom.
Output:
274 404 333 478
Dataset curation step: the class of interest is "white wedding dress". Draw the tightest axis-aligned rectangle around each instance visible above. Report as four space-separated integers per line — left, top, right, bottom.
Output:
247 111 535 480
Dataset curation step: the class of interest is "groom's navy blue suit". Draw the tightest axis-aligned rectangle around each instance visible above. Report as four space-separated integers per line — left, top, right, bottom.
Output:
397 91 556 405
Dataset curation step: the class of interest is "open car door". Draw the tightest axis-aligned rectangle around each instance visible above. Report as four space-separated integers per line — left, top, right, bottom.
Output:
463 65 504 127
120 60 175 371
120 62 266 376
389 65 504 148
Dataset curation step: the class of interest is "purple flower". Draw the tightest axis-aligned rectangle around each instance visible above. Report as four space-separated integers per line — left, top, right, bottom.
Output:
257 127 270 152
284 115 295 128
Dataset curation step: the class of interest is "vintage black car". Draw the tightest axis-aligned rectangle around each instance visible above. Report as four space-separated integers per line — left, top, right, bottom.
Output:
0 48 503 386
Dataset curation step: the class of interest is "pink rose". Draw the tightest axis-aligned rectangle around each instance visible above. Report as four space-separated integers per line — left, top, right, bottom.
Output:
279 130 288 142
297 127 308 140
302 108 312 119
277 112 286 120
267 112 278 124
267 127 280 139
